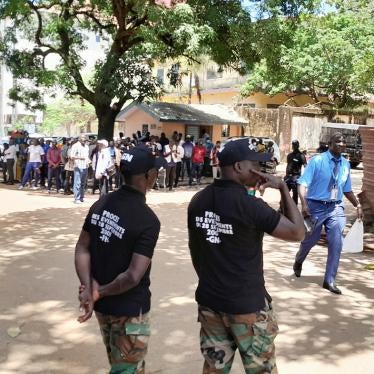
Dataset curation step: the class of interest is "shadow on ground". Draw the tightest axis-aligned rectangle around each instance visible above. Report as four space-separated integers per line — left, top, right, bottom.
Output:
0 198 373 373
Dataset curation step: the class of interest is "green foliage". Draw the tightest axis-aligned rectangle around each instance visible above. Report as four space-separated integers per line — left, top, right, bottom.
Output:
241 4 374 108
12 115 34 131
0 0 321 137
41 98 96 136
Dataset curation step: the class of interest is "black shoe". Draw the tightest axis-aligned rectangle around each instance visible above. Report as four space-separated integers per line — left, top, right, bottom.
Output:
293 261 302 277
323 281 342 295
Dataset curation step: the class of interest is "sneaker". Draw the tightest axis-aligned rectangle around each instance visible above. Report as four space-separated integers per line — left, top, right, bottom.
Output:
32 186 39 190
58 189 64 193
18 185 24 190
74 200 82 204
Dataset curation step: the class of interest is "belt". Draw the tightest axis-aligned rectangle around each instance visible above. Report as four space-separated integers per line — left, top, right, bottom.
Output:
308 199 341 205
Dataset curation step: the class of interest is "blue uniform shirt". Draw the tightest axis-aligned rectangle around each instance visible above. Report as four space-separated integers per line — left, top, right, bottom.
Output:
298 151 352 202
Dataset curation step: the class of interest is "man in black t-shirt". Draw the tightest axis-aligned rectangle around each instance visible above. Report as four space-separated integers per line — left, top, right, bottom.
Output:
285 140 307 204
188 138 304 374
75 145 165 374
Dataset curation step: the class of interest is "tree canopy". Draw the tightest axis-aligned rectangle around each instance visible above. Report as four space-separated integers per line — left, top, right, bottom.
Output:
0 0 318 139
41 98 96 136
241 2 374 108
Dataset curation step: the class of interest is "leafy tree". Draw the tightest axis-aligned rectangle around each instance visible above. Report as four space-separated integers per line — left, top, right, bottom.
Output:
0 0 316 139
41 98 96 136
241 4 374 108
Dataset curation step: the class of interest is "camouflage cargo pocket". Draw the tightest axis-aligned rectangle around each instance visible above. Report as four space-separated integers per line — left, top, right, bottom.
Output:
110 318 150 365
250 307 279 359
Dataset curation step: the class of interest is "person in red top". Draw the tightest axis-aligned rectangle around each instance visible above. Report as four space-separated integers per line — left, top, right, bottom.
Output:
47 141 62 193
191 139 206 185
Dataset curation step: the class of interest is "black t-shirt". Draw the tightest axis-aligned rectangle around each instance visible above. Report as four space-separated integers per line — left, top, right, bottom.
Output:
286 151 306 176
188 179 281 314
83 185 160 316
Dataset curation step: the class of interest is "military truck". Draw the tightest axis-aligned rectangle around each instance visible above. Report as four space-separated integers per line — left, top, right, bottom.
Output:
318 123 363 168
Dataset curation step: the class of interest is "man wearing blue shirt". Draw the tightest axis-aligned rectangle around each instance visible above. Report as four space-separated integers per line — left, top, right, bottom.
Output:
293 133 363 294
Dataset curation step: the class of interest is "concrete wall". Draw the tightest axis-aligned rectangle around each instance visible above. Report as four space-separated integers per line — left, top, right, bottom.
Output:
291 113 328 151
116 110 162 138
162 90 332 109
115 109 236 144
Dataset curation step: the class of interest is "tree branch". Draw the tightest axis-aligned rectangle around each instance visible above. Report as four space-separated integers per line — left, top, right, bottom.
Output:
27 1 60 54
73 10 116 31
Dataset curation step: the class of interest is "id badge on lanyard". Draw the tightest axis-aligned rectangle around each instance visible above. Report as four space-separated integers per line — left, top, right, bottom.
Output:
330 185 338 200
330 161 339 201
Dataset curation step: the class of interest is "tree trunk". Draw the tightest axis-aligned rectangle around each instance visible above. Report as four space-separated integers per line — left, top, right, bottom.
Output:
188 71 192 104
195 73 202 104
96 105 120 140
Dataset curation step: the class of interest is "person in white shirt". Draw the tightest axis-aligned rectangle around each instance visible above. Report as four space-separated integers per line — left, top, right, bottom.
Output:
19 139 45 189
92 139 113 197
163 140 180 191
174 141 184 188
71 135 90 204
4 142 17 184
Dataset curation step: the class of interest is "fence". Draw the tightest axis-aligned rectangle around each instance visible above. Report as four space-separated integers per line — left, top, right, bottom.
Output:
236 105 374 161
359 126 374 229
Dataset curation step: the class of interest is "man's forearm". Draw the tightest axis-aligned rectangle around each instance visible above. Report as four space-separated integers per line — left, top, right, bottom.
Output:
298 184 308 207
280 182 303 225
75 247 91 288
344 192 359 207
98 271 138 298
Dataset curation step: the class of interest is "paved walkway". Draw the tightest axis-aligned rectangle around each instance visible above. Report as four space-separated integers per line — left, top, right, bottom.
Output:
0 171 373 373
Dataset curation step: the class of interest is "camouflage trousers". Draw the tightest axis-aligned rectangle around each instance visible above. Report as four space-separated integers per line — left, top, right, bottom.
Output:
198 299 279 374
95 311 150 374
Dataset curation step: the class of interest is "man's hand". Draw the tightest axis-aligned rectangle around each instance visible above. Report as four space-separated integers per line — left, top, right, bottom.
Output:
78 286 94 323
301 203 311 218
251 169 286 195
357 205 363 221
92 279 100 302
79 279 100 303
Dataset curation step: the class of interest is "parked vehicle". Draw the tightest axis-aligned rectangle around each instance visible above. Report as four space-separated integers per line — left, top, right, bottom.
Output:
319 123 363 168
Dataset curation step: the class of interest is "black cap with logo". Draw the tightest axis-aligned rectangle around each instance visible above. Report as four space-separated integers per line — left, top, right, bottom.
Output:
218 138 272 166
120 145 167 175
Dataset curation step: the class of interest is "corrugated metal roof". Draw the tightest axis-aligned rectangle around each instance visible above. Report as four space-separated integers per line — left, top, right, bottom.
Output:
116 102 247 125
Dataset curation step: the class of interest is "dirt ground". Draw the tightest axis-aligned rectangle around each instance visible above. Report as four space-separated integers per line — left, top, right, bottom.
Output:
0 168 373 374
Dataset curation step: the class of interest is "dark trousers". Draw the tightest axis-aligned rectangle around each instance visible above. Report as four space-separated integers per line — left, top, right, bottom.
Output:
203 156 212 177
60 165 66 187
166 165 176 190
192 162 204 184
64 170 74 192
285 176 299 205
174 162 182 187
108 166 119 190
99 176 109 197
182 158 192 185
48 166 61 191
40 163 48 187
92 178 100 194
6 159 15 183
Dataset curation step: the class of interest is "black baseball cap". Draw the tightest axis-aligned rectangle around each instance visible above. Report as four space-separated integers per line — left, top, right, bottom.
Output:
120 145 166 175
218 138 272 166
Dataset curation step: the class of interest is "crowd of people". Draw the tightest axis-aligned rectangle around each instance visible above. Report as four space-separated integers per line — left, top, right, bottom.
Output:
0 130 281 201
0 130 226 200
